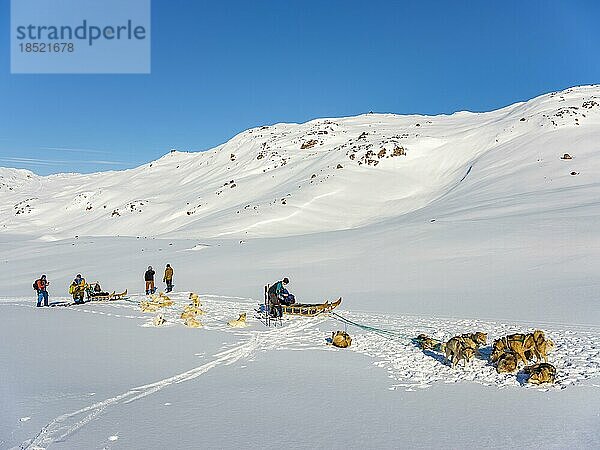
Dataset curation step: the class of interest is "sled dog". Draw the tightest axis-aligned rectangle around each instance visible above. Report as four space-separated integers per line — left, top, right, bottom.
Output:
490 333 536 366
445 337 475 368
524 363 556 384
184 316 202 328
491 330 553 366
189 292 201 307
331 331 352 348
495 351 518 373
460 332 487 348
228 313 248 328
153 314 166 326
147 293 173 307
140 300 160 313
180 307 204 320
531 330 555 363
415 334 446 352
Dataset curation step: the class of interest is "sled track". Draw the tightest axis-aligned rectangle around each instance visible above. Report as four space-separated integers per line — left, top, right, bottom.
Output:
23 313 322 449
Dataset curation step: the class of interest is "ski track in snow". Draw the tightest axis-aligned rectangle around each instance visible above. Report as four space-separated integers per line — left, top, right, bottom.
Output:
20 295 321 449
6 293 599 449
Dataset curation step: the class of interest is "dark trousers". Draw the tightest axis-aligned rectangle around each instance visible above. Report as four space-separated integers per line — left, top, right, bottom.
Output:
268 292 283 318
165 279 173 292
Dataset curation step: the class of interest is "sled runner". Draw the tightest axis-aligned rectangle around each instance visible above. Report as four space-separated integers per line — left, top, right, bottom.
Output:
280 297 342 316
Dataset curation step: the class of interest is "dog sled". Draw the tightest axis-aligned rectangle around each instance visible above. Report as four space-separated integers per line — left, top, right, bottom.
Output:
257 298 342 327
259 284 342 327
281 298 342 316
87 288 128 301
110 289 128 300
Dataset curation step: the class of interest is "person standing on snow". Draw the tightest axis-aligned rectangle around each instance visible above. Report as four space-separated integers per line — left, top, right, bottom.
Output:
145 266 156 295
268 277 290 318
34 274 50 307
163 264 174 293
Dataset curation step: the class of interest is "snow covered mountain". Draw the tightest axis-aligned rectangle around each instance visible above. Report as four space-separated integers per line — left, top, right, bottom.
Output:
2 85 599 240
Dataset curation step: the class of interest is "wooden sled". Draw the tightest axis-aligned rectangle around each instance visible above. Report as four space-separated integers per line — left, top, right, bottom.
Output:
281 298 342 317
88 290 114 301
110 289 128 300
88 289 128 301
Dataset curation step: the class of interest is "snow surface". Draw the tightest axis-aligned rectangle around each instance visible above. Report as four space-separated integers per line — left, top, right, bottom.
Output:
1 86 600 448
2 295 599 449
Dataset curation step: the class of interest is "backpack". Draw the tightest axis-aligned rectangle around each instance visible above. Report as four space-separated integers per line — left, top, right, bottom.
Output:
33 279 40 291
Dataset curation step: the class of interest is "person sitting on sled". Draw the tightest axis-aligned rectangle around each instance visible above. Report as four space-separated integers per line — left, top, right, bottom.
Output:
91 281 109 297
69 274 87 304
268 277 294 317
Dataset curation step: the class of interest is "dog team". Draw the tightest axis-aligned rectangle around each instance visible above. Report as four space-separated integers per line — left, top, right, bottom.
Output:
415 329 557 384
145 291 249 330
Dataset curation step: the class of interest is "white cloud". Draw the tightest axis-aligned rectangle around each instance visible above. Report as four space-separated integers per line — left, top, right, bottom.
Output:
0 157 128 166
40 146 110 154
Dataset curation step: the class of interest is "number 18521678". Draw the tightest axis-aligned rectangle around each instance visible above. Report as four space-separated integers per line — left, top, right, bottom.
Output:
19 42 74 52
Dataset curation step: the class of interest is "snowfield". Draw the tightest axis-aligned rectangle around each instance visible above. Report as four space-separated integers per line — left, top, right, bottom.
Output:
1 86 600 448
2 295 599 449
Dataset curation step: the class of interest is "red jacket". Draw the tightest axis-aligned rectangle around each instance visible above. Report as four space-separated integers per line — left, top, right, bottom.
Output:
37 279 48 291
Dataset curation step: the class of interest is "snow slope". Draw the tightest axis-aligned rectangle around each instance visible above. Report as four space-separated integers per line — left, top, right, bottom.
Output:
2 85 599 239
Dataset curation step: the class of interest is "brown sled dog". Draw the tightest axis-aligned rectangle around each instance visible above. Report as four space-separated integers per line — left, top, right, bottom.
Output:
415 334 446 353
490 333 536 366
331 331 352 348
530 330 555 363
495 352 518 374
460 332 487 348
445 337 476 368
524 362 557 384
491 330 554 366
457 332 487 355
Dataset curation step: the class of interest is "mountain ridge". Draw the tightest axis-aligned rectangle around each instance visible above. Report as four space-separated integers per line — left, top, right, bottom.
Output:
1 85 599 239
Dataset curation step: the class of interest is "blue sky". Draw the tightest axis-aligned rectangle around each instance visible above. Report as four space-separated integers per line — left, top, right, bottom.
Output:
1 0 599 175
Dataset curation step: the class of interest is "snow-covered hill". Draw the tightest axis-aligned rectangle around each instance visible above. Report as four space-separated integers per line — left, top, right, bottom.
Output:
2 85 599 239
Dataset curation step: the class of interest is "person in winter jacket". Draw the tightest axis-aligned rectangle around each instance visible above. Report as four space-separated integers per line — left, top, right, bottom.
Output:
35 274 50 307
163 264 174 293
70 274 87 304
145 266 156 295
267 277 291 318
